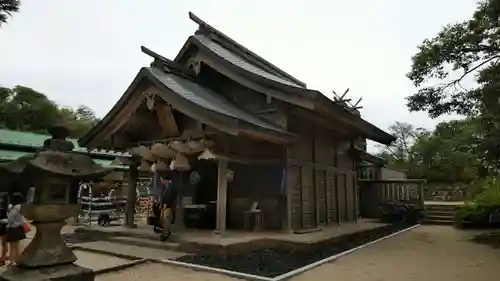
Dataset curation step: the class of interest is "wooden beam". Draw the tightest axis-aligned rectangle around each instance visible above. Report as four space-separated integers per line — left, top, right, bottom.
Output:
155 103 180 137
93 86 149 146
195 53 315 110
125 162 138 228
214 159 228 234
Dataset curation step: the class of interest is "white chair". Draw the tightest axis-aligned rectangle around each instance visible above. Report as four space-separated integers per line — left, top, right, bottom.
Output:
244 201 263 231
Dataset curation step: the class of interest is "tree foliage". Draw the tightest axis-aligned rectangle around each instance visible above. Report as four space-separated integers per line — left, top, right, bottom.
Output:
407 0 500 171
0 0 20 27
0 85 99 137
378 119 482 183
376 122 425 175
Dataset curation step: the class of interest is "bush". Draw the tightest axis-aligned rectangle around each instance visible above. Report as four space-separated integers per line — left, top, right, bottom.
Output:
454 177 500 228
380 202 425 225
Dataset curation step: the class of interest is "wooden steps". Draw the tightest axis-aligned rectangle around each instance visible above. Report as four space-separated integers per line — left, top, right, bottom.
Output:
424 203 460 225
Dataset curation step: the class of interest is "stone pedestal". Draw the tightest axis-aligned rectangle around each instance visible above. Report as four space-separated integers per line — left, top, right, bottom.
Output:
2 204 96 281
0 264 94 281
20 221 76 267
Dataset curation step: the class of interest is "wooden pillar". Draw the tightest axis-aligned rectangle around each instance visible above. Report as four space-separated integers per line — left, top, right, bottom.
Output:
214 159 228 234
419 182 425 209
173 171 186 231
281 166 293 233
125 162 138 228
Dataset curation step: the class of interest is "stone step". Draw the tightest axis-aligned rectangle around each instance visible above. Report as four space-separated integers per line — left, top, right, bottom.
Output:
426 210 455 217
426 215 454 221
106 236 182 252
426 205 459 212
73 240 187 261
423 219 454 225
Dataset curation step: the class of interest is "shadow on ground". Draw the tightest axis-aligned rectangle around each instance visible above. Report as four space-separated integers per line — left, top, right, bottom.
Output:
471 231 500 248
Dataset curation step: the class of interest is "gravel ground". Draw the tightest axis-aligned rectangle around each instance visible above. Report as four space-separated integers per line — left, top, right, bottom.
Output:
289 225 500 281
174 224 409 277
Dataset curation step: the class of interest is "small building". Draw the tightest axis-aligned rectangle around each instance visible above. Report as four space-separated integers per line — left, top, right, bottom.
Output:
79 13 397 233
0 128 130 193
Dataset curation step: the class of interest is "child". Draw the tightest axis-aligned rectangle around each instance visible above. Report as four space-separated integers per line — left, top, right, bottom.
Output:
2 192 26 266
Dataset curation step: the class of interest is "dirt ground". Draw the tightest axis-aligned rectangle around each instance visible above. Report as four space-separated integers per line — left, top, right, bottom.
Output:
291 225 500 281
96 263 242 281
9 225 500 281
95 225 500 281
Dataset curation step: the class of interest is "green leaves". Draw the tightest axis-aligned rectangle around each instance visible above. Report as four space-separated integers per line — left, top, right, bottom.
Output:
379 119 482 183
407 0 500 171
0 0 20 27
0 85 99 137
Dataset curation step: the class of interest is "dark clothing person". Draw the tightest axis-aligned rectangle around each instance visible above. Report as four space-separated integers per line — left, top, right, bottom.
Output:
158 176 177 241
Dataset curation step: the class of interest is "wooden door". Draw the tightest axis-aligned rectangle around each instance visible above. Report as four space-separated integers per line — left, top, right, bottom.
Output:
326 171 338 224
337 174 347 222
346 173 357 222
301 167 316 228
316 170 327 225
289 166 302 230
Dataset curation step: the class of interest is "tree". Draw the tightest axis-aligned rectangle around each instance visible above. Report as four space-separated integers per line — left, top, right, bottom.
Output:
407 0 500 170
0 85 99 137
411 118 482 183
0 0 20 27
377 122 424 176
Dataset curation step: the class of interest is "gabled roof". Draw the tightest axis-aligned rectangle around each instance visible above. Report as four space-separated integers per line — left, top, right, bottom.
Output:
186 12 307 88
79 61 298 149
175 13 396 145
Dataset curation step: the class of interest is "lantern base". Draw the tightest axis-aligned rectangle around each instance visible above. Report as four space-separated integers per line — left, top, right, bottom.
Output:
19 221 77 268
0 263 94 281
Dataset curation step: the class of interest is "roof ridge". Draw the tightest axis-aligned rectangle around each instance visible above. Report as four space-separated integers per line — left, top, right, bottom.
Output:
188 12 307 88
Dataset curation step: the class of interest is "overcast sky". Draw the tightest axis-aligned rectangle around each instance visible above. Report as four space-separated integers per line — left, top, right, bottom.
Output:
0 0 477 151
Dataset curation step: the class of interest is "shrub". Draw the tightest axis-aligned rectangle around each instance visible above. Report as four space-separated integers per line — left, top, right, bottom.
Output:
454 203 496 228
454 177 500 228
380 202 425 225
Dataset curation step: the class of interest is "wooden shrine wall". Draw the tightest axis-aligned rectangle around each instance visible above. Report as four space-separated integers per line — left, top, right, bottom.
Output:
227 163 285 230
286 117 359 230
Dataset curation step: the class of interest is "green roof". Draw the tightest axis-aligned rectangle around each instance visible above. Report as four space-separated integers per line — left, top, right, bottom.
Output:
0 129 129 170
0 129 130 158
0 149 28 161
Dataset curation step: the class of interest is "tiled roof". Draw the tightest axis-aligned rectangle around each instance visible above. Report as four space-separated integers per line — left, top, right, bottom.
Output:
147 67 292 134
193 35 305 89
0 149 125 170
0 129 130 157
0 129 129 170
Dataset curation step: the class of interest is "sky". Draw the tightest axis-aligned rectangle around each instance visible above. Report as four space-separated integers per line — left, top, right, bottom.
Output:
0 0 478 151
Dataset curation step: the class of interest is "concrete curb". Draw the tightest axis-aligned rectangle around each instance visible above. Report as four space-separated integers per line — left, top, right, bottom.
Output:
71 246 142 261
156 259 275 281
154 224 420 281
94 259 147 275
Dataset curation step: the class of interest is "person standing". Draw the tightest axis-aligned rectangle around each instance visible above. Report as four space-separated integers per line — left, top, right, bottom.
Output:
3 192 26 266
159 174 177 241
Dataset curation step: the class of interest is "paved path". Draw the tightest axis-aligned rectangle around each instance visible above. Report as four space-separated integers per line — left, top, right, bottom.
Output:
290 225 500 281
6 225 500 281
95 225 500 281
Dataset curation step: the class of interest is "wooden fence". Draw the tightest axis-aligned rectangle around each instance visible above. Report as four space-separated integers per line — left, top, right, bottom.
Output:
358 179 426 218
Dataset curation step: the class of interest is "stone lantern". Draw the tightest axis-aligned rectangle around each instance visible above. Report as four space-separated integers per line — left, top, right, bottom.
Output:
0 125 112 281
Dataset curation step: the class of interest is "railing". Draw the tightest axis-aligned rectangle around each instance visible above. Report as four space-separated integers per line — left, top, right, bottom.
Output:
358 179 426 218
